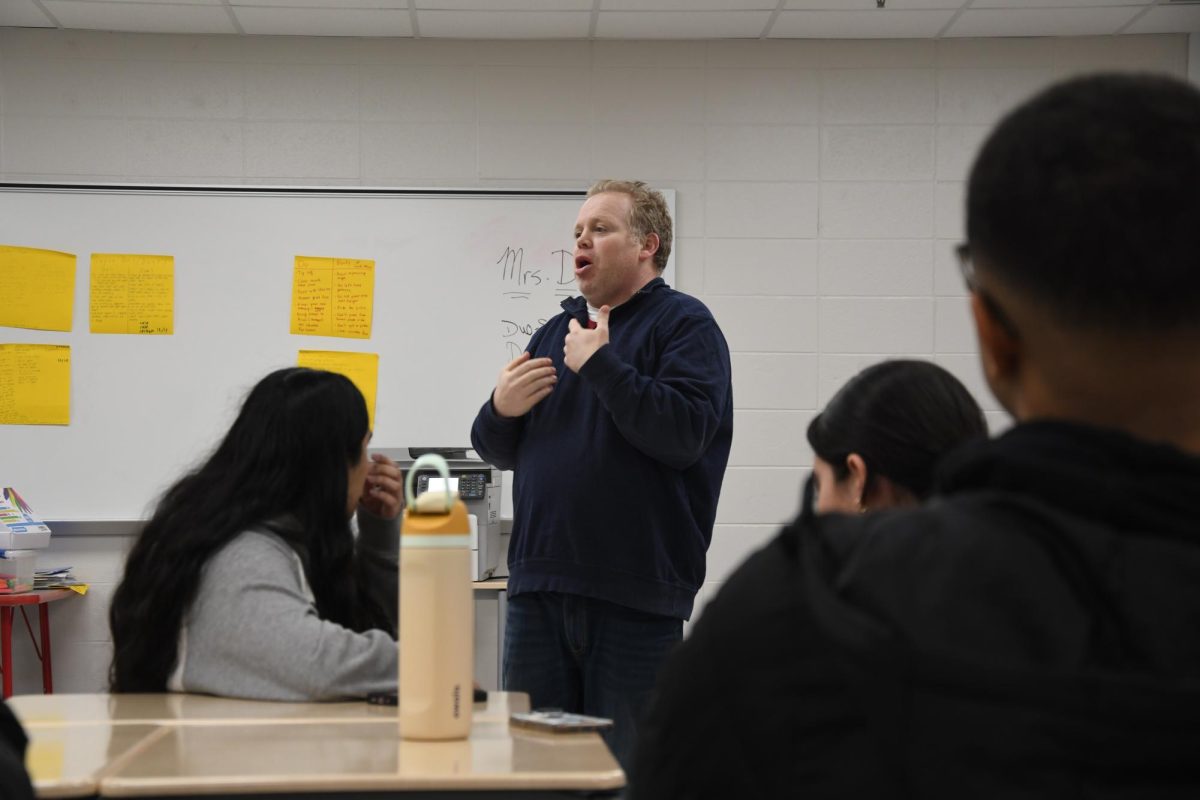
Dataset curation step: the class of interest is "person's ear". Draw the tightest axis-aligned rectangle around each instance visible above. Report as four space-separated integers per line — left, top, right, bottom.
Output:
970 292 1020 416
639 232 660 263
845 453 869 511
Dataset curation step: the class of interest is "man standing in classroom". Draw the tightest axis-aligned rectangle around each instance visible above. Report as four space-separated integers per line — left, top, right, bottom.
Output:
470 179 733 770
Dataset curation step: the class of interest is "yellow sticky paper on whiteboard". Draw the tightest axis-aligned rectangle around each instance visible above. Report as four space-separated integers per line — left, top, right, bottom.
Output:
290 256 374 339
90 253 175 335
0 344 70 426
297 350 379 430
0 245 76 332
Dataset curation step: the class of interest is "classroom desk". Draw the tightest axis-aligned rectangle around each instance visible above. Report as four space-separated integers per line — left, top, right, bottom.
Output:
10 692 624 799
19 723 160 800
11 691 527 728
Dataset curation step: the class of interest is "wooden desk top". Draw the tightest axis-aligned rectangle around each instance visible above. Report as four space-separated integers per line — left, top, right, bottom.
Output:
12 691 527 727
472 578 508 591
104 718 622 795
22 723 160 799
13 693 623 798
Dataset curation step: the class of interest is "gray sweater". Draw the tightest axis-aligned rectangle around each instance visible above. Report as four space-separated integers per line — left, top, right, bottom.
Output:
167 511 399 701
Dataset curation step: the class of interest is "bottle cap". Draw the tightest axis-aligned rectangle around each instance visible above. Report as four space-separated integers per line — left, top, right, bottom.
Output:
401 453 469 537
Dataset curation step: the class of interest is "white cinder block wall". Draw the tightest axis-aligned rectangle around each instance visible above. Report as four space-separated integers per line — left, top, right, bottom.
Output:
0 29 1187 693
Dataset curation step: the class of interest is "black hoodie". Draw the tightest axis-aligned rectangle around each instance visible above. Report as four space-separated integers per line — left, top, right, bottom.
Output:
0 701 34 800
632 421 1200 799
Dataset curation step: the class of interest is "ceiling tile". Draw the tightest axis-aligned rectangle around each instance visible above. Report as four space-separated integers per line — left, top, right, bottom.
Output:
40 1 238 34
602 0 775 9
0 0 56 27
596 11 772 37
1123 5 1200 34
11 0 1198 39
946 7 1142 37
73 0 223 4
232 0 407 7
770 9 955 37
972 0 1151 7
235 7 413 35
417 10 590 37
786 0 964 8
418 0 592 8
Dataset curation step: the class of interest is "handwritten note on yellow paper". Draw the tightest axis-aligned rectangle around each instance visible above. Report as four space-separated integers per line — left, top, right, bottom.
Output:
0 344 70 426
0 245 76 332
291 256 374 339
90 254 175 335
297 350 379 430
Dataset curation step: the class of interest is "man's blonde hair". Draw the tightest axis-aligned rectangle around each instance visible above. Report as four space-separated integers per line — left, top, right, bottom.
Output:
587 179 673 273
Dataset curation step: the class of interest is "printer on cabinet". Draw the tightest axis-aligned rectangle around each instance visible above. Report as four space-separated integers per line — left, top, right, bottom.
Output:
381 447 507 582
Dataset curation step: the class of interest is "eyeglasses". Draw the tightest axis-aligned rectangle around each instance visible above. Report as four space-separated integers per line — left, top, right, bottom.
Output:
956 243 1020 340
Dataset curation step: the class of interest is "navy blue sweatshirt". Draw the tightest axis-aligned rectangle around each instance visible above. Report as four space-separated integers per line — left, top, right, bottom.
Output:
470 278 733 620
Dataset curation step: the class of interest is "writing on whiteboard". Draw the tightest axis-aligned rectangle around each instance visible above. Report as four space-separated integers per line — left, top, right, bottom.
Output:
496 246 576 361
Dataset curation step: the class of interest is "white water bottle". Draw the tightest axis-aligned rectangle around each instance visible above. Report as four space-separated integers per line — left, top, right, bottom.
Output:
399 454 474 740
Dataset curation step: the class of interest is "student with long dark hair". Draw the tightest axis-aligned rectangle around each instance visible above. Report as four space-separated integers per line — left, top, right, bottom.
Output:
109 367 403 700
806 360 987 514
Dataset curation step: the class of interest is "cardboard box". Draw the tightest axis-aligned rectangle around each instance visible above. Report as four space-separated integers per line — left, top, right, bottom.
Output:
0 488 51 550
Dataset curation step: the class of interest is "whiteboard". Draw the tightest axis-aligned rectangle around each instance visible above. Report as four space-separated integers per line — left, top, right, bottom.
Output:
0 185 675 521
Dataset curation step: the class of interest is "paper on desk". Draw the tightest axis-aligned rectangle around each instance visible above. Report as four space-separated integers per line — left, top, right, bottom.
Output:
0 344 70 425
33 577 88 595
42 582 89 595
290 255 374 339
26 738 64 781
90 253 174 335
0 245 76 332
297 350 379 430
33 562 87 594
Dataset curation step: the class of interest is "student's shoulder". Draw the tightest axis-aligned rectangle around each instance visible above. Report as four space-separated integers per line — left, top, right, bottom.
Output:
813 493 1067 623
689 528 800 643
691 495 1040 642
835 491 1048 564
207 528 301 577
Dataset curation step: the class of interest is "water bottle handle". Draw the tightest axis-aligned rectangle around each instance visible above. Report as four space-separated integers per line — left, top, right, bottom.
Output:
404 453 453 512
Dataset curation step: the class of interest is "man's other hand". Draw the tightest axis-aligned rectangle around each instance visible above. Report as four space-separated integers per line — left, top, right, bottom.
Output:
492 352 557 418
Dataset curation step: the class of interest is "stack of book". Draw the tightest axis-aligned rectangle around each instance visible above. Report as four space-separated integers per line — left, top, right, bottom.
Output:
34 566 88 594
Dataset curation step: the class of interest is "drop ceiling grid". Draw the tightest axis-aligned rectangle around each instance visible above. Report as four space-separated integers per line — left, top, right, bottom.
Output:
1 0 1196 38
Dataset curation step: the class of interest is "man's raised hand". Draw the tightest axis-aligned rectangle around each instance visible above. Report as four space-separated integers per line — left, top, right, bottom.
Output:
492 352 557 418
564 305 610 374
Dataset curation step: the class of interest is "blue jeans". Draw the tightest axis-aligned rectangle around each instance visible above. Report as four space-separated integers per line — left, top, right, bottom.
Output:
503 591 683 773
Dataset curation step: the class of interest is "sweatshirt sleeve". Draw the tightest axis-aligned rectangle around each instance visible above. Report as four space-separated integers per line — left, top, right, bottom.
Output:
180 530 397 701
355 508 400 632
579 313 731 471
470 323 553 470
470 394 525 471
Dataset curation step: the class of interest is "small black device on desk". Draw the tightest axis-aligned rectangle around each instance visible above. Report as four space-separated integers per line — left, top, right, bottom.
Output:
368 688 488 706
